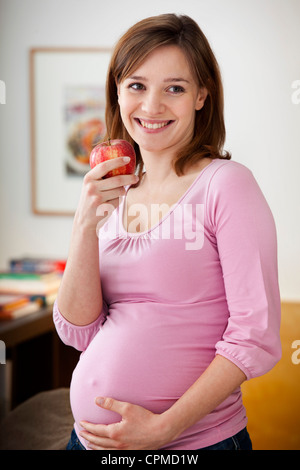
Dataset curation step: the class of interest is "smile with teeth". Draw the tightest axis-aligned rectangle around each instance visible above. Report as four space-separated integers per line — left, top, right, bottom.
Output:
137 119 172 129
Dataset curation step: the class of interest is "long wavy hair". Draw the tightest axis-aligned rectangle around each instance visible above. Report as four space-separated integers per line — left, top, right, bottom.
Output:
104 13 231 177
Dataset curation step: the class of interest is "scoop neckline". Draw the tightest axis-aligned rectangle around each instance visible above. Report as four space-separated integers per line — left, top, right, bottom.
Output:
119 159 215 238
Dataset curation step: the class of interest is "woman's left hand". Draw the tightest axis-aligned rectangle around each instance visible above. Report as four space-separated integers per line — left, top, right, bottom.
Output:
79 397 174 450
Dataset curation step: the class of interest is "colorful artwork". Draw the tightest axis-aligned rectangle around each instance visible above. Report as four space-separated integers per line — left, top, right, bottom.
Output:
31 48 111 214
64 86 106 175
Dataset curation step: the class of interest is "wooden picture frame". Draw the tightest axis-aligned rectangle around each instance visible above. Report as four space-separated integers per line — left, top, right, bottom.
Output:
30 48 111 215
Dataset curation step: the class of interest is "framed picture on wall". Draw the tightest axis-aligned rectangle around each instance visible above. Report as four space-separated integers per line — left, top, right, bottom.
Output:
30 47 111 215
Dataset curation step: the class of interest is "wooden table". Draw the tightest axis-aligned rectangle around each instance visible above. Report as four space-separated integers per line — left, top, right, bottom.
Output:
0 306 55 348
0 306 79 412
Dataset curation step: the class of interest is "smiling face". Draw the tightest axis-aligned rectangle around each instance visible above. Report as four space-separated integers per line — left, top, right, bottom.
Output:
117 45 207 159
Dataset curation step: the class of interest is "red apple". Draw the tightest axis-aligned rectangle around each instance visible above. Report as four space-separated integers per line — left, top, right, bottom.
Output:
89 139 136 178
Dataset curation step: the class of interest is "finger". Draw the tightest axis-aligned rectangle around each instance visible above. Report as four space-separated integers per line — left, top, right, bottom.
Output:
79 429 119 449
80 420 111 437
85 169 138 192
98 173 138 191
98 187 126 203
95 396 129 416
90 156 133 179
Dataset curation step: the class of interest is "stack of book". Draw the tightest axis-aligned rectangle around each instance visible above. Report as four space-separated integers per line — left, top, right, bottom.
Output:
0 257 66 320
9 257 66 274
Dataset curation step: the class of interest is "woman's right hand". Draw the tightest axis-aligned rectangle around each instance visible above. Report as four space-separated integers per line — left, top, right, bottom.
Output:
75 156 139 234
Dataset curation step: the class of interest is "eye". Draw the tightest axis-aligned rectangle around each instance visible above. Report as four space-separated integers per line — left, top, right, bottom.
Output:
128 82 145 91
168 85 185 94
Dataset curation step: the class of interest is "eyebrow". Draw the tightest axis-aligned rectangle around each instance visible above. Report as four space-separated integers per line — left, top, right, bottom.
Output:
126 75 190 84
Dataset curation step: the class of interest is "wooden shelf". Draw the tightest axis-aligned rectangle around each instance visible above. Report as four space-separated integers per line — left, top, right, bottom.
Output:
0 305 80 413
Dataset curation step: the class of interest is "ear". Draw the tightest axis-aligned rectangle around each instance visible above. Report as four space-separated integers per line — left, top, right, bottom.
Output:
195 87 208 111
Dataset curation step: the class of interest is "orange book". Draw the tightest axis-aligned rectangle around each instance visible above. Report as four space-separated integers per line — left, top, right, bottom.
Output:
0 294 29 313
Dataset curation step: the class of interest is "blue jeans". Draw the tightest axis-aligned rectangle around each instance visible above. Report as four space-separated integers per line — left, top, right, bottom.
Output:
66 428 86 450
200 427 252 450
66 427 252 450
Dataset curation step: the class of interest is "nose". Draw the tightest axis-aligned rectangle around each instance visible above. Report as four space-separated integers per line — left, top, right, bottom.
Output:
140 90 165 116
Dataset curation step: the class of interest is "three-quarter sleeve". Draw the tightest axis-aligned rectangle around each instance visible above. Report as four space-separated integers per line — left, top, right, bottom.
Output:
207 162 281 379
53 300 106 352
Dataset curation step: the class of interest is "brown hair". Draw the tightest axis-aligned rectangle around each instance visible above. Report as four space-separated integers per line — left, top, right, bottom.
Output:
104 13 231 177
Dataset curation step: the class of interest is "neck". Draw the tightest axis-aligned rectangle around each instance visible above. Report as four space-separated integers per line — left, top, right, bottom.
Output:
139 149 178 190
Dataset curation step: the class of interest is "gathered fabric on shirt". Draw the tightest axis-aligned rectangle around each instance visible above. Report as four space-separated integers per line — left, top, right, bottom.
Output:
53 159 281 450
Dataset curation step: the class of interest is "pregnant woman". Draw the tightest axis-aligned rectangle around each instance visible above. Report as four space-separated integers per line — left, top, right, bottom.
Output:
54 14 281 450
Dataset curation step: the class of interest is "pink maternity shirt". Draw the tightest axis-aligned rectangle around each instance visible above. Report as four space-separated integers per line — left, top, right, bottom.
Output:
53 159 281 449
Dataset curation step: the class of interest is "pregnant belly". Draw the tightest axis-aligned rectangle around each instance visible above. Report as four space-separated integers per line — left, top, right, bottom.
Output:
70 302 221 427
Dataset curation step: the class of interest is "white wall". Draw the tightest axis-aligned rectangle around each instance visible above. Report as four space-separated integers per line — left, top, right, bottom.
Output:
0 0 299 300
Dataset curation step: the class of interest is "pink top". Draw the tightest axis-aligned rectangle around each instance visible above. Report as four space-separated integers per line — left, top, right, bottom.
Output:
53 159 281 450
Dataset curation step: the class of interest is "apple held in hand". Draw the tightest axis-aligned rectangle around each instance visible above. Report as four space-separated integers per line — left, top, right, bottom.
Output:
89 139 136 178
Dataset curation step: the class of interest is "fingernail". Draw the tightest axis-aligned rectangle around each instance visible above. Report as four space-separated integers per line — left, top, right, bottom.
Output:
95 397 104 405
123 157 130 162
